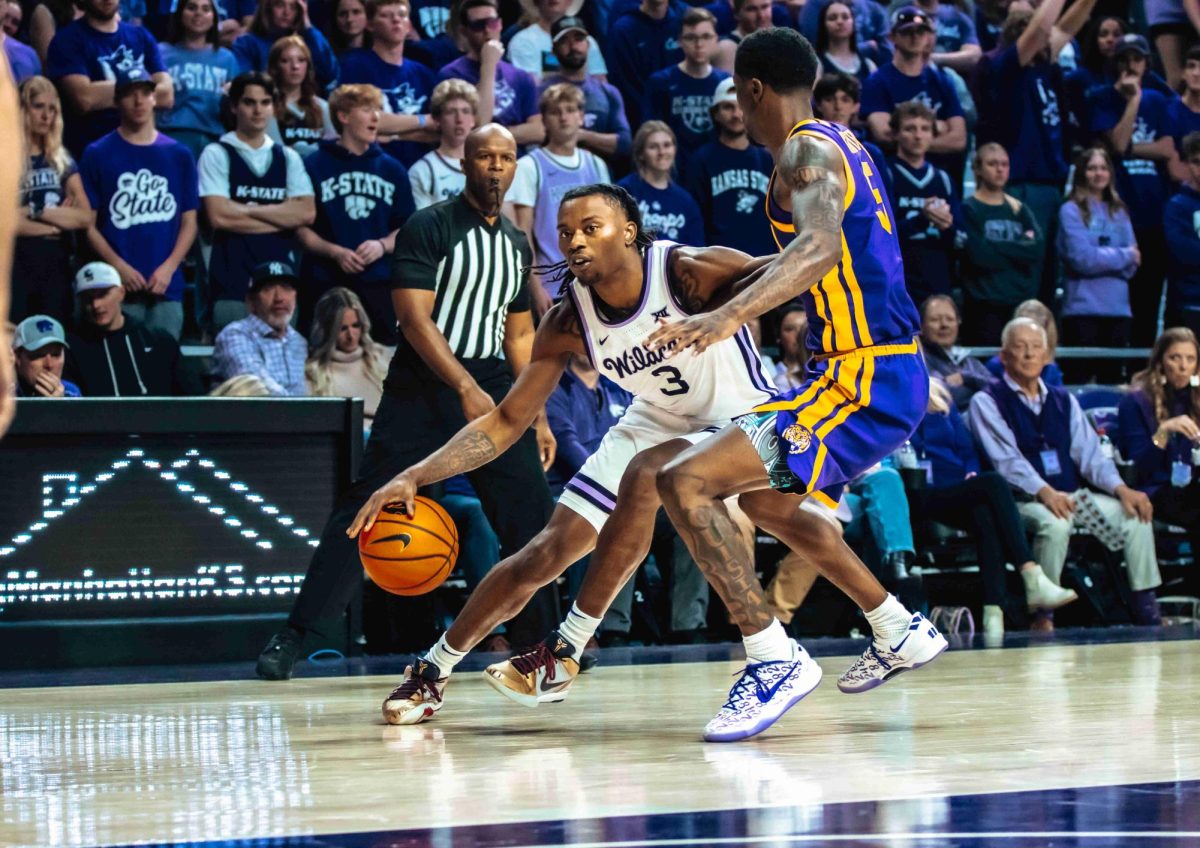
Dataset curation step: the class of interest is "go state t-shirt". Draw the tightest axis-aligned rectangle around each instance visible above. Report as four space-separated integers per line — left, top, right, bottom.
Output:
80 131 199 302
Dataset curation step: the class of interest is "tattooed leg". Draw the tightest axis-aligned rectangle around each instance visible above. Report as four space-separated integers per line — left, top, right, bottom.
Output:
656 427 780 636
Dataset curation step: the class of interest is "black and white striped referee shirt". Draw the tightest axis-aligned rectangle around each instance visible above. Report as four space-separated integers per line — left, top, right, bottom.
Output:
389 194 531 361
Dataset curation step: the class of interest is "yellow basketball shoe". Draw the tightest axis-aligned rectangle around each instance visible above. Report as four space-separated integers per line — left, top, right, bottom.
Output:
381 659 448 725
483 630 580 708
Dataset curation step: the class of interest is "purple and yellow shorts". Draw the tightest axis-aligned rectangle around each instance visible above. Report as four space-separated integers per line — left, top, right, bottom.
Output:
734 339 929 508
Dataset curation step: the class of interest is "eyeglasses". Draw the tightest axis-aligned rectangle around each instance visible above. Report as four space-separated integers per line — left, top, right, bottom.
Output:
679 32 716 43
465 15 501 31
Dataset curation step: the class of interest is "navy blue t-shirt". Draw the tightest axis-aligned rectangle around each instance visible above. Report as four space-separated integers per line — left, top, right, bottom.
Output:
888 156 959 302
302 140 415 288
338 48 435 167
1168 98 1200 153
1090 86 1174 225
642 65 729 168
80 131 199 302
684 140 776 256
861 62 963 176
978 46 1067 183
45 19 166 154
605 8 684 127
616 173 704 246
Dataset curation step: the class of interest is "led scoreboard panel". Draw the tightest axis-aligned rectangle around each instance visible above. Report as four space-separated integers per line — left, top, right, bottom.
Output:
0 398 362 666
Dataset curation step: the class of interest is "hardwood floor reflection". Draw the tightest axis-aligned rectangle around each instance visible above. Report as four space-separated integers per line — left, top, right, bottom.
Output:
0 639 1197 847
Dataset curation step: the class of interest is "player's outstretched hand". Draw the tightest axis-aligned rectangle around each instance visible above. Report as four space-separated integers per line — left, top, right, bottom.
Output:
646 309 740 357
347 473 418 538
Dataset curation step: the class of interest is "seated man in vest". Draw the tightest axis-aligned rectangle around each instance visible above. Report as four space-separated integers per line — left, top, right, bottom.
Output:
199 72 316 331
968 317 1162 628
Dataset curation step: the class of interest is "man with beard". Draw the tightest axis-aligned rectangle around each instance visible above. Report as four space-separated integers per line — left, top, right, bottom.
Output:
684 77 776 256
255 124 559 680
539 16 631 161
44 0 173 155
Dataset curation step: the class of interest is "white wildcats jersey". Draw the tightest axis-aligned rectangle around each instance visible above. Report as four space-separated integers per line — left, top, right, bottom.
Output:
566 240 775 419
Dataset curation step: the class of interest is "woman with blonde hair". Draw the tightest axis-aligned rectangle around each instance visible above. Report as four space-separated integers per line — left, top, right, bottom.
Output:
267 34 337 157
616 120 704 246
232 0 339 88
14 75 93 324
1118 327 1200 565
305 287 389 426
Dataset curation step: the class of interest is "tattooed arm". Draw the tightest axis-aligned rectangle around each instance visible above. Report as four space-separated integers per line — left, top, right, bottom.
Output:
647 134 846 355
666 246 774 313
347 303 585 535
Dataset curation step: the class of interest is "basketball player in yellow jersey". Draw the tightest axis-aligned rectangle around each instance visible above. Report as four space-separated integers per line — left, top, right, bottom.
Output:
646 27 946 739
0 58 22 440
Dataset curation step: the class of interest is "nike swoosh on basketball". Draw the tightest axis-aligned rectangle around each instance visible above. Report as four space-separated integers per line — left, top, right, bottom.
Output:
373 532 412 548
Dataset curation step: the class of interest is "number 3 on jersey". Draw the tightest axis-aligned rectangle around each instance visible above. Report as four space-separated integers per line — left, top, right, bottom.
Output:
652 365 690 396
837 128 893 234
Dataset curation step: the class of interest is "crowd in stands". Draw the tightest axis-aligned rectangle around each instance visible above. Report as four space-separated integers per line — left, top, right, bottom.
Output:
5 0 1200 644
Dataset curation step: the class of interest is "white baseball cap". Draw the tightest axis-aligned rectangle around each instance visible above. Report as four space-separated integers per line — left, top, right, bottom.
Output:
74 261 122 294
712 77 737 109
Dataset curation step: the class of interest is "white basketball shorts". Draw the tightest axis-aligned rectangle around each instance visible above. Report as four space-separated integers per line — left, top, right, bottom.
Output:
557 399 733 533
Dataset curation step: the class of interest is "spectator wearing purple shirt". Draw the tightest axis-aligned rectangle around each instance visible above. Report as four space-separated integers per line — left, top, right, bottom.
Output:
437 0 543 145
2 29 41 82
540 15 631 161
81 67 198 341
337 0 436 168
1056 147 1138 351
44 0 172 156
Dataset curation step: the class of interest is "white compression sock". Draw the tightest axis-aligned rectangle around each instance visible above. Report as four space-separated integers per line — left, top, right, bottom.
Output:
557 603 602 660
864 594 913 644
423 634 465 678
742 618 795 664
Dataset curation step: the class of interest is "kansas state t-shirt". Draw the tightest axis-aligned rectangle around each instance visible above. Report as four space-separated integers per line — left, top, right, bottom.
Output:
45 19 165 154
642 65 729 166
616 173 704 246
337 48 435 166
80 132 199 302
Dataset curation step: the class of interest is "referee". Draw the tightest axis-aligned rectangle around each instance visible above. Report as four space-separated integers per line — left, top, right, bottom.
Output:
256 124 559 679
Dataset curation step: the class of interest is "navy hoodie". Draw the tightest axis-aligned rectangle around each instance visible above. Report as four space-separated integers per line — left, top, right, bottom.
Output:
1165 183 1200 311
302 140 415 289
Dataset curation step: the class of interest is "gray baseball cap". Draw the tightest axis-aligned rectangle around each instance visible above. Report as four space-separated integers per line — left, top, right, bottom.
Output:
13 315 69 352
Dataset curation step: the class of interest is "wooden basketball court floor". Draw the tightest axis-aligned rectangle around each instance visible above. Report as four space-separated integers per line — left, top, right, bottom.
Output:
1 628 1198 848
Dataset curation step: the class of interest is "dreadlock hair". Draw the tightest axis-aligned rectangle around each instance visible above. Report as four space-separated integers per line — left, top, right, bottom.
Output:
526 184 657 297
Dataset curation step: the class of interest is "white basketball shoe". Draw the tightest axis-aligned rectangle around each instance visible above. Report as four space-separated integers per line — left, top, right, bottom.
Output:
703 642 823 743
837 612 948 694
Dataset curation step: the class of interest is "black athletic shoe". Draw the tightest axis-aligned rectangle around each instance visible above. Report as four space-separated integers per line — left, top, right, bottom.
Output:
256 627 305 680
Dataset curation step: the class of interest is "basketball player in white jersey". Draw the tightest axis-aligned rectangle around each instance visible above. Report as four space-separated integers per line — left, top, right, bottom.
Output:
348 183 828 740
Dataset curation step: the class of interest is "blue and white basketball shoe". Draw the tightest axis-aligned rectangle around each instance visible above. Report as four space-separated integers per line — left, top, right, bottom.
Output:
837 613 948 694
703 642 823 743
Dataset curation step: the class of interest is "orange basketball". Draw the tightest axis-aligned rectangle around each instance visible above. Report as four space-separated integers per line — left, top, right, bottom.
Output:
358 496 459 596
